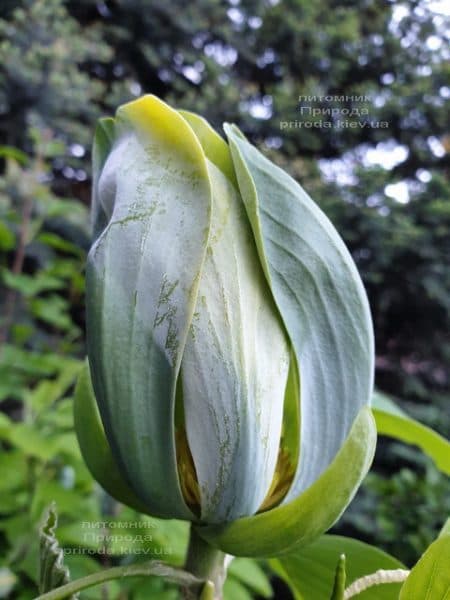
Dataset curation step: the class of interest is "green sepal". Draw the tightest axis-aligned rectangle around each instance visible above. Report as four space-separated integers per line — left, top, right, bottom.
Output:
73 361 151 515
196 407 376 558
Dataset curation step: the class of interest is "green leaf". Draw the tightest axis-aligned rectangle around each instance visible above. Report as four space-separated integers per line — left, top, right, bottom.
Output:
224 124 374 506
37 232 85 257
0 144 28 164
86 95 212 520
373 391 450 475
125 574 179 600
271 535 405 600
0 412 13 438
0 345 63 377
223 578 254 600
0 221 15 250
63 556 121 600
39 504 76 598
27 360 82 413
228 558 273 598
73 362 151 514
399 534 450 599
197 407 376 557
9 424 57 460
0 450 27 492
31 295 75 331
1 269 65 296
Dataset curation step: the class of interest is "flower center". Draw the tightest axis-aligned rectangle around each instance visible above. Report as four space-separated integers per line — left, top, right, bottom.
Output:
176 428 295 518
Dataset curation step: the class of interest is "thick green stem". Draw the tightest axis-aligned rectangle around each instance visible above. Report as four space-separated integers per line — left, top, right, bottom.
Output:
183 526 227 600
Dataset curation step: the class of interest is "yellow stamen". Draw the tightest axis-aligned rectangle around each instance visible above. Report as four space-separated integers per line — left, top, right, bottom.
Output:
258 447 295 512
176 429 295 518
176 429 201 514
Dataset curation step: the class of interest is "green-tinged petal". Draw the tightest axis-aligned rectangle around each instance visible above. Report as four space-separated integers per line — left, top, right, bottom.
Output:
224 124 374 503
196 407 376 557
373 391 450 475
270 535 404 600
178 110 237 186
399 534 450 599
73 362 150 514
181 159 290 523
86 95 212 520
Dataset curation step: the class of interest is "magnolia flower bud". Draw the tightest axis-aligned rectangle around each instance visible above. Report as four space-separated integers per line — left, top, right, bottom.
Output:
75 95 376 557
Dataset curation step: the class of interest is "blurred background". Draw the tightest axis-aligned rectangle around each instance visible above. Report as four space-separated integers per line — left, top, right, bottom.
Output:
0 0 449 598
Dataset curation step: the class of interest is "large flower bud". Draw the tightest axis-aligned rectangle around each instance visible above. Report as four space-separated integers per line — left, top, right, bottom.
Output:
75 95 376 556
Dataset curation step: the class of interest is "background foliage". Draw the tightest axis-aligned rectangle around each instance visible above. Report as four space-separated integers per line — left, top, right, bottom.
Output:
0 0 449 598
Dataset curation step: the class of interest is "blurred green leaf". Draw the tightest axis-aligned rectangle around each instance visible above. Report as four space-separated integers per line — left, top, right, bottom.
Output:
223 577 254 600
399 534 450 599
26 360 82 413
0 450 28 492
373 392 450 475
37 233 85 257
0 221 15 250
0 346 66 377
270 535 404 600
8 423 56 460
1 269 64 296
0 412 13 437
0 145 28 164
228 558 272 598
63 556 120 600
30 295 75 332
